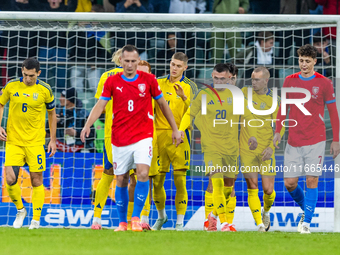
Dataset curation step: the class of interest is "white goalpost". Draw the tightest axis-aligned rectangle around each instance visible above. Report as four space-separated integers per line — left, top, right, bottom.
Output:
0 12 339 231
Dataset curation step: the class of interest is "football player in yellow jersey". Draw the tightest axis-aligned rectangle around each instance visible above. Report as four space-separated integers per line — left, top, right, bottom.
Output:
240 66 285 232
0 58 57 229
152 52 198 231
179 63 258 232
200 64 239 232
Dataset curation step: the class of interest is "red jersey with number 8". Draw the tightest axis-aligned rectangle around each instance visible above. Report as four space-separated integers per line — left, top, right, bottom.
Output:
100 70 163 147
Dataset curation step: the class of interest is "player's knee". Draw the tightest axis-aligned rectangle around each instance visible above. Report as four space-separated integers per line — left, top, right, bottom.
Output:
263 186 274 195
174 171 186 191
6 166 20 186
153 173 166 190
284 179 297 192
104 168 114 175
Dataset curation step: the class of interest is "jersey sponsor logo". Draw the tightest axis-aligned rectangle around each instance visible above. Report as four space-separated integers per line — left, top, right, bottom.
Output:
207 100 214 105
35 207 42 211
33 93 39 101
23 93 30 98
179 200 187 205
13 92 19 97
38 165 44 170
333 93 335 98
218 203 224 209
185 161 189 166
96 203 102 209
138 84 146 93
116 87 123 92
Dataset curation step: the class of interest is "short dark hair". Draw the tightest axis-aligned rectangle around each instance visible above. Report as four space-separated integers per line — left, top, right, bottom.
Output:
22 57 40 72
226 62 238 76
297 44 318 59
172 52 188 65
122 45 139 55
213 63 230 73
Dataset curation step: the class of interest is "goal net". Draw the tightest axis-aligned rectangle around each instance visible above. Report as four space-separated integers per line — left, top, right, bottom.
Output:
0 12 339 231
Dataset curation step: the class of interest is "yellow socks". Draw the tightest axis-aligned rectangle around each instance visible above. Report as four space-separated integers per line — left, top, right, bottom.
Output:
226 196 236 224
248 189 262 226
94 173 114 218
263 190 276 212
174 171 188 217
204 191 213 219
6 183 24 210
211 177 226 223
140 193 151 218
153 173 166 211
32 185 45 221
223 186 233 201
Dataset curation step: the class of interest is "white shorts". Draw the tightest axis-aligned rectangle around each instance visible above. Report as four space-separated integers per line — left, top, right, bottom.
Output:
111 138 153 176
284 141 325 178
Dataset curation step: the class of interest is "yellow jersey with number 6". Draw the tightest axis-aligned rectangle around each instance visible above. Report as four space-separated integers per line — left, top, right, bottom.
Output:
0 77 55 146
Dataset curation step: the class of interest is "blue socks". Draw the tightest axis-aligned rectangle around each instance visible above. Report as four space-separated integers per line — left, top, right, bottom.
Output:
288 185 305 211
115 186 129 223
304 187 318 224
132 180 149 218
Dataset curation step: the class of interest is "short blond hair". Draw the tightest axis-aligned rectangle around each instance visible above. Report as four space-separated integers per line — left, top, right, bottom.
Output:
111 48 122 66
253 66 270 79
172 52 188 65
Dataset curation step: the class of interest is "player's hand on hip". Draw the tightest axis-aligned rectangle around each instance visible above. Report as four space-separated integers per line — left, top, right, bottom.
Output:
273 133 281 149
0 127 7 141
248 136 258 150
174 84 187 101
330 141 340 159
48 140 57 157
172 130 183 147
80 126 91 143
261 147 273 161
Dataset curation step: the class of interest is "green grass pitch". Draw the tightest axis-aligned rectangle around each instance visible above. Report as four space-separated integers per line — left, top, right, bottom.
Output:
1 228 339 255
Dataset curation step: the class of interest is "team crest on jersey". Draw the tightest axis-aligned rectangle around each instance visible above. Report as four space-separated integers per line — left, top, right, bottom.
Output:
227 97 232 105
312 86 319 99
33 93 38 101
23 93 30 98
138 84 146 93
260 102 266 109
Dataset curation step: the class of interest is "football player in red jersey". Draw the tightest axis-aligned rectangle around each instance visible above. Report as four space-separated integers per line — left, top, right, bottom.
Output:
274 44 340 234
81 45 182 232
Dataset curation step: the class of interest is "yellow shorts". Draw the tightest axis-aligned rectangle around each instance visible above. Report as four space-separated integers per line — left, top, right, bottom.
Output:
240 149 276 176
5 143 46 172
157 129 190 172
204 152 238 178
